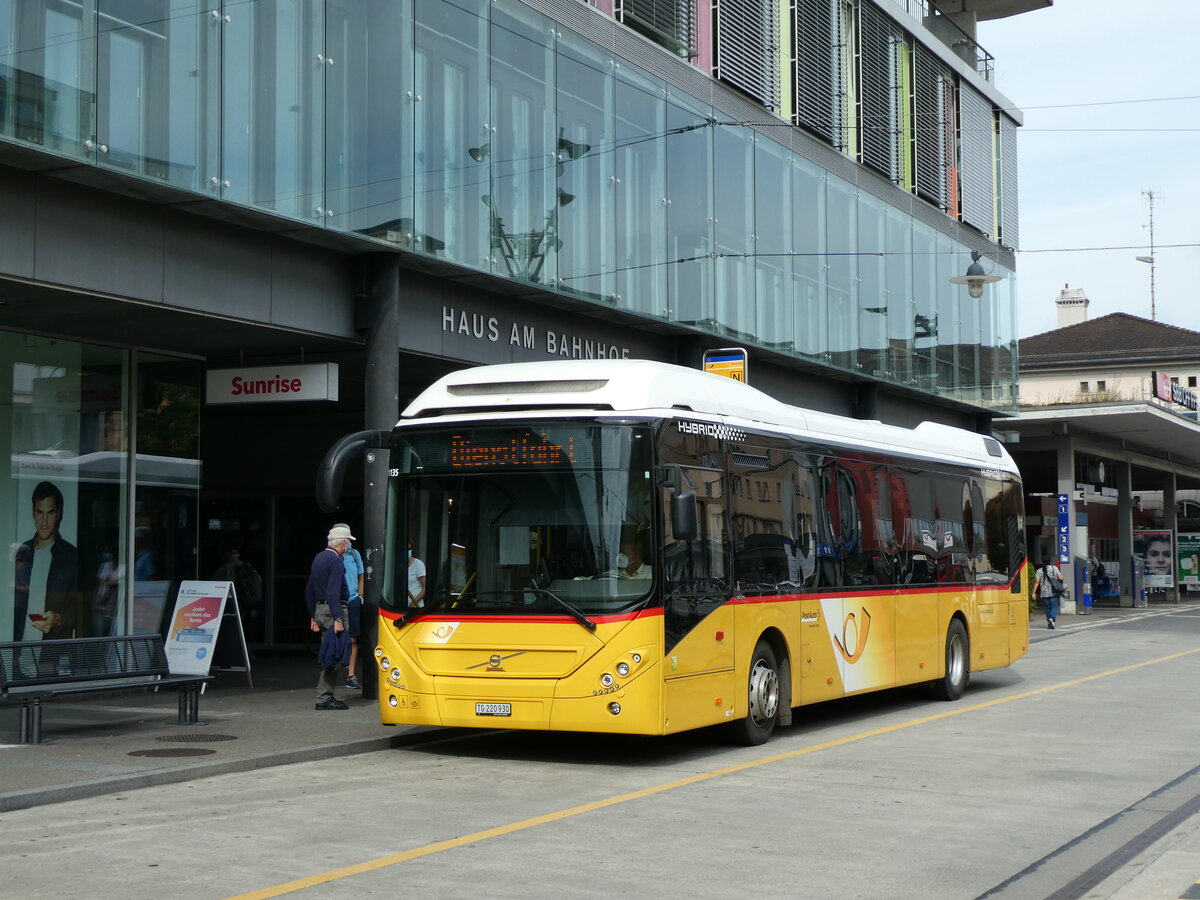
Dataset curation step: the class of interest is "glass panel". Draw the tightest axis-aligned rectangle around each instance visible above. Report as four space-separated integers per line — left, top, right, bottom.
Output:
414 0 488 266
792 155 826 361
488 4 556 285
222 0 323 221
0 0 94 158
664 91 712 326
754 137 792 352
856 191 886 377
613 62 666 317
131 353 200 636
825 174 856 370
935 232 958 397
326 0 415 247
555 29 613 303
910 220 937 390
0 334 128 651
713 124 754 341
95 1 213 190
884 206 912 385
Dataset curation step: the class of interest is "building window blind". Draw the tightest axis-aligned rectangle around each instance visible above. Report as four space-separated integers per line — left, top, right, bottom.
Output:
858 1 905 183
792 0 851 152
998 113 1019 248
913 44 954 214
615 0 695 58
958 83 994 236
713 0 780 111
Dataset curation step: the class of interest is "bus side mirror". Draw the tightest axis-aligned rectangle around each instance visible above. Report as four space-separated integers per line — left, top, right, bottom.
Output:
671 491 699 541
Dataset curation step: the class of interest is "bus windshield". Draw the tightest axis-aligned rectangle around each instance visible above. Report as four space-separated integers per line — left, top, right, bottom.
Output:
389 422 655 618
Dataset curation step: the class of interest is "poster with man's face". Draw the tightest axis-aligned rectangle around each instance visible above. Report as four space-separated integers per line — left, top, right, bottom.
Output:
1134 529 1173 589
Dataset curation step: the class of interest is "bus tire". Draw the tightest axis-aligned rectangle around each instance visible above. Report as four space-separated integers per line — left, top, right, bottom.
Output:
733 639 780 745
934 619 969 701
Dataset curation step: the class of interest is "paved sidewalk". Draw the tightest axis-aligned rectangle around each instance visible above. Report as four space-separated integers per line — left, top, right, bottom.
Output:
0 651 428 812
2 600 1195 812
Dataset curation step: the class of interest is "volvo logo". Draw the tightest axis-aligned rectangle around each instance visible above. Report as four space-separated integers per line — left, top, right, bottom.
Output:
467 650 526 671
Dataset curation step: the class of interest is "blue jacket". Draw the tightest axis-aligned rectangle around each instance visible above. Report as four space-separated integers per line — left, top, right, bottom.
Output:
305 548 348 619
318 625 351 668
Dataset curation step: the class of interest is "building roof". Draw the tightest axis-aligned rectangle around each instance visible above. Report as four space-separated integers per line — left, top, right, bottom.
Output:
1019 312 1200 370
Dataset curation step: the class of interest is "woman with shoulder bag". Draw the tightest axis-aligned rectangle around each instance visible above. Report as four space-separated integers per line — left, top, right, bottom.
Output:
1034 558 1064 629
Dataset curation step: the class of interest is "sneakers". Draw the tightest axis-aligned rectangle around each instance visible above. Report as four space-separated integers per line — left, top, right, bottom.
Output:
1048 619 1056 630
315 698 349 710
345 676 361 689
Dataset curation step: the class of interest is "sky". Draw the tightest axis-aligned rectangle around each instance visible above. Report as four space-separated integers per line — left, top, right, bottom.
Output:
979 1 1200 337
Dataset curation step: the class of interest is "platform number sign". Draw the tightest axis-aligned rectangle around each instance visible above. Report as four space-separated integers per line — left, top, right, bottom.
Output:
703 347 748 383
1057 493 1071 565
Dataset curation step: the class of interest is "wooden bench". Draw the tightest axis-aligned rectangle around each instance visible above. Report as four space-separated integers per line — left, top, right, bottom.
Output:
0 634 212 743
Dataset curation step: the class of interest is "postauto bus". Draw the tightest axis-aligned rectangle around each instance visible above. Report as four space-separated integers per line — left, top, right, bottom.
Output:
317 359 1027 744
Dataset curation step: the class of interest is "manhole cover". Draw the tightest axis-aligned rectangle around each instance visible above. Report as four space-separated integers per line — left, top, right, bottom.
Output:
155 733 238 744
128 748 217 758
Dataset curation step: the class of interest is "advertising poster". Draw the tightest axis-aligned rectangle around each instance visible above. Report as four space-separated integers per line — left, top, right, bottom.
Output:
1134 530 1174 589
164 581 232 675
1178 533 1200 589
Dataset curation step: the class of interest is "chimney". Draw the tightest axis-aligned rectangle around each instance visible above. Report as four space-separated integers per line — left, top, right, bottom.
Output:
1056 284 1089 328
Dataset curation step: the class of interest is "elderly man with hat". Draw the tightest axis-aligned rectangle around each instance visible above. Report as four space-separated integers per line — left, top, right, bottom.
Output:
306 524 354 710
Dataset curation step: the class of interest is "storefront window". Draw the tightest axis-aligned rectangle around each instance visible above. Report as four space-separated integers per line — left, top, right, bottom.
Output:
1 335 126 645
132 352 201 636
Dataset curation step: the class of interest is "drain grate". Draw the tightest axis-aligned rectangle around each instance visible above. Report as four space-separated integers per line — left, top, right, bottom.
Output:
128 747 217 758
155 733 238 744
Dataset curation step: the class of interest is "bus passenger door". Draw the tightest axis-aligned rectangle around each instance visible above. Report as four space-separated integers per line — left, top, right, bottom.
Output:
658 453 736 733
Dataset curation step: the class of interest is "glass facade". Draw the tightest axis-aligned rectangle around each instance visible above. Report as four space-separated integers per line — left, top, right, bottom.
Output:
0 0 1017 409
0 331 200 644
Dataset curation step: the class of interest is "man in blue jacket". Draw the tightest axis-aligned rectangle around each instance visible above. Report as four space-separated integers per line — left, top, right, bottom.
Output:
306 524 353 710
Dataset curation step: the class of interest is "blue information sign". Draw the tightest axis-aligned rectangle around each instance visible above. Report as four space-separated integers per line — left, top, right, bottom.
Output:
1056 493 1071 565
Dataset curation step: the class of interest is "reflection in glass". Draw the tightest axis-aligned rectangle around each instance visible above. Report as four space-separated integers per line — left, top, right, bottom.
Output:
665 92 713 326
713 125 753 341
825 176 857 370
754 138 792 351
793 156 826 360
613 64 667 317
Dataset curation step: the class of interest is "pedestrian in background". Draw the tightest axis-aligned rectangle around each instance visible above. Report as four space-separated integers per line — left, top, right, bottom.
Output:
1034 557 1063 630
334 522 365 689
306 525 352 710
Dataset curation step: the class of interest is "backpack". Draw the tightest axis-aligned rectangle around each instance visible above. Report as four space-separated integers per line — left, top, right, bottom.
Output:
1044 566 1064 595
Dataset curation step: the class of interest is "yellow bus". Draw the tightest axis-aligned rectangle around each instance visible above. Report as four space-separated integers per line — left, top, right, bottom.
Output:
319 359 1028 744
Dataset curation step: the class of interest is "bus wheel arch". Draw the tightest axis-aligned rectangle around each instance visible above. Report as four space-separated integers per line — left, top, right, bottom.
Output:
933 616 970 701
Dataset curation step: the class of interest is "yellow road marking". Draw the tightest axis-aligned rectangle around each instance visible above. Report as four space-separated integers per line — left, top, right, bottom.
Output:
228 646 1200 900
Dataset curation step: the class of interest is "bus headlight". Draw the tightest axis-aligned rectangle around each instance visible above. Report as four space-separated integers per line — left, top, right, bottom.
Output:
616 662 630 678
380 657 391 670
608 702 621 715
389 695 398 707
600 673 614 688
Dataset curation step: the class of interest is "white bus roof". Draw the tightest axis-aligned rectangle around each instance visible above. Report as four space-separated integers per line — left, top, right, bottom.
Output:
401 359 1017 473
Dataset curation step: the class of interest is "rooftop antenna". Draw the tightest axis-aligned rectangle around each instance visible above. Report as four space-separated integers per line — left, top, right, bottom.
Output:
1136 190 1160 321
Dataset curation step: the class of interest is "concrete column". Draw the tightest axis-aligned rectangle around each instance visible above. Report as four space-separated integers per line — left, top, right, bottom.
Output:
1164 471 1178 603
1115 461 1134 607
361 255 401 701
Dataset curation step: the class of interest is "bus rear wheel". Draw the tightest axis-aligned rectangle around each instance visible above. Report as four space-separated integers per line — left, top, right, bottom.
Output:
934 619 969 700
733 640 780 745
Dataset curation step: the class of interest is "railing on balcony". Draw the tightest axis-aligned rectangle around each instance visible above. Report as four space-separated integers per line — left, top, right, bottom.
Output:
885 0 994 81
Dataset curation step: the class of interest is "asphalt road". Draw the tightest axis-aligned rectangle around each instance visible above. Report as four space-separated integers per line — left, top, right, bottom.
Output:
6 607 1200 900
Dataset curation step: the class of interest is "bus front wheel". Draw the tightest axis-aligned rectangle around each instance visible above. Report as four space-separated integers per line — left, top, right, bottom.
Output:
934 619 969 700
734 640 780 745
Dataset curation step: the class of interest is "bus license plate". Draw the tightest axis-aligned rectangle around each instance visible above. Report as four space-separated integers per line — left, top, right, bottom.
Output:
475 702 511 717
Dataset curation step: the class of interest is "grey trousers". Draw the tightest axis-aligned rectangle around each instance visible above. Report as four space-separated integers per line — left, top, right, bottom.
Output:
314 602 349 702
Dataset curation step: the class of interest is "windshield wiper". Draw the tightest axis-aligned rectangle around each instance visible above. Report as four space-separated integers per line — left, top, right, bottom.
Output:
391 594 447 630
525 584 597 632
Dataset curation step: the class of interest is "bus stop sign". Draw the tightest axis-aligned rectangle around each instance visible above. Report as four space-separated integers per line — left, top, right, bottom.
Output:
703 347 748 383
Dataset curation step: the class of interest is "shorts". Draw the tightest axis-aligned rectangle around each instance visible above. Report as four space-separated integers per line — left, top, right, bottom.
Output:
346 596 363 639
